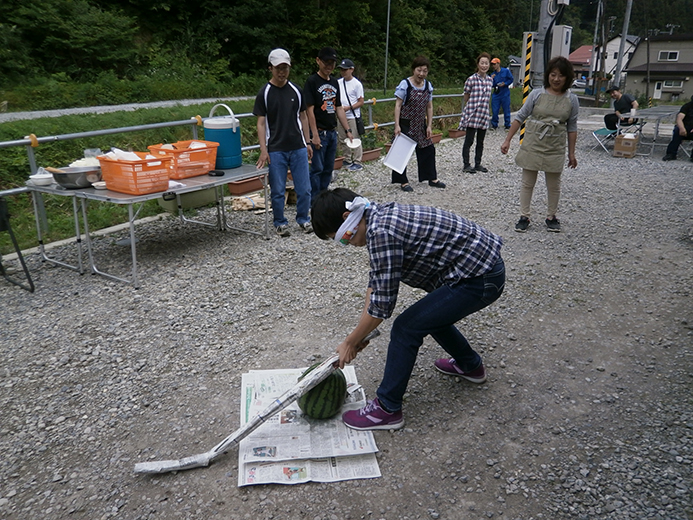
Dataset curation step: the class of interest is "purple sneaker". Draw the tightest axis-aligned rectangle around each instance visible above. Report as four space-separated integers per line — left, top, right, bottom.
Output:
434 358 487 383
342 398 404 431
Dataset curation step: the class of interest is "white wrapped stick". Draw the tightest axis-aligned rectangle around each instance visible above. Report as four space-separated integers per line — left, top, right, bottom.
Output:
134 329 380 474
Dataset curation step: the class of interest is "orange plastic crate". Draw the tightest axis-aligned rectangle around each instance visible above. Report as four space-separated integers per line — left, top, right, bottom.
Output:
148 140 219 179
99 152 172 195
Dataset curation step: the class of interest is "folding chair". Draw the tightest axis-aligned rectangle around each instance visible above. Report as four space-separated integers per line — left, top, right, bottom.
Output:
592 119 647 153
591 127 618 152
0 196 35 292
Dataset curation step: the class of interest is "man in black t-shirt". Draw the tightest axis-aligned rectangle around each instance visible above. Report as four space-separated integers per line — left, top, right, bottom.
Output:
604 86 639 130
253 48 313 237
663 98 693 161
304 47 353 199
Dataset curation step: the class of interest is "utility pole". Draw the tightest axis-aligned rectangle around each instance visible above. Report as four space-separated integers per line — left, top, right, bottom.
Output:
383 0 391 95
612 0 633 89
645 33 650 103
594 6 610 106
588 0 603 94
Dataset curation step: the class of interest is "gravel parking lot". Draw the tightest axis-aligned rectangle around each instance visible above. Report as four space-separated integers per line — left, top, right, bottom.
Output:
1 127 691 520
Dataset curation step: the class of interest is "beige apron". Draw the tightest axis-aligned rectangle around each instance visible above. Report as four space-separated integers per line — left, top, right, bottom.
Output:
515 92 572 172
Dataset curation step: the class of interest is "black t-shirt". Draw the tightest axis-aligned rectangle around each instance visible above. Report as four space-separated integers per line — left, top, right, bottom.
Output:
304 73 342 131
253 81 307 153
614 93 636 115
679 100 693 129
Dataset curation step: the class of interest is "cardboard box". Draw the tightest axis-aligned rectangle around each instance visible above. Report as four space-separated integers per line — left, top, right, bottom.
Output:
613 134 639 158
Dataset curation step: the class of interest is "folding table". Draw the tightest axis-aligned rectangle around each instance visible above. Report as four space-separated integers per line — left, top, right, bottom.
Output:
27 165 268 287
629 106 681 156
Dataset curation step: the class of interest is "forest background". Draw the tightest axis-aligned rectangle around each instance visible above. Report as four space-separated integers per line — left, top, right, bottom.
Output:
1 0 691 111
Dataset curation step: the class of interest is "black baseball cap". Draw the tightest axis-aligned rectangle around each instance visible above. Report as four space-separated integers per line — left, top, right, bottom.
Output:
338 58 355 69
318 47 338 62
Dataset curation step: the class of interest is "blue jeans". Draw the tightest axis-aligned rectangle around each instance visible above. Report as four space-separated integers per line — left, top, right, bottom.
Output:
310 129 338 199
492 91 511 129
268 148 311 228
376 258 506 412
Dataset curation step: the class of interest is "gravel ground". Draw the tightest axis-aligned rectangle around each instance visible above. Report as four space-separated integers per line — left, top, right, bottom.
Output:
1 128 692 520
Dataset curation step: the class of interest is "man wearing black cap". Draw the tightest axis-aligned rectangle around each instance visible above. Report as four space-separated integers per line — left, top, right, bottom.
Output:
337 58 365 171
305 47 353 199
604 85 638 130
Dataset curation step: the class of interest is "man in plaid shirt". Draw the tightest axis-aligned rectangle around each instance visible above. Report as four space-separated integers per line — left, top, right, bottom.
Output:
311 188 505 430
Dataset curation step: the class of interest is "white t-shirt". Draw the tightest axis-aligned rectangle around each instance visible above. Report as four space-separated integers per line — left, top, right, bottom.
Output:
339 77 364 119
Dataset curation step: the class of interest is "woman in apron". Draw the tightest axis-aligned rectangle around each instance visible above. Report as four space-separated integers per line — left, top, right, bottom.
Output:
392 56 445 192
501 56 579 233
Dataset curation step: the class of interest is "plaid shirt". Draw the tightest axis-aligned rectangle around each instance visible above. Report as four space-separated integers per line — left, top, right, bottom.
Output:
365 202 503 319
459 73 493 130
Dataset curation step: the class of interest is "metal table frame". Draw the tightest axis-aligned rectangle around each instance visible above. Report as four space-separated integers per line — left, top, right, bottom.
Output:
631 106 680 155
28 165 268 287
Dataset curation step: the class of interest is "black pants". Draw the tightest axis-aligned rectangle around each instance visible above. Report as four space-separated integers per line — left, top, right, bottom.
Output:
604 113 640 131
391 144 437 184
462 128 487 167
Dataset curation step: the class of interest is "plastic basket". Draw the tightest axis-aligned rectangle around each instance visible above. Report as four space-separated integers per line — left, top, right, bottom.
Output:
148 140 219 179
99 152 172 195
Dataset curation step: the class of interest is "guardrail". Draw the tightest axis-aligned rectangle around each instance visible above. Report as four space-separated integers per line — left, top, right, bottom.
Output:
0 93 464 177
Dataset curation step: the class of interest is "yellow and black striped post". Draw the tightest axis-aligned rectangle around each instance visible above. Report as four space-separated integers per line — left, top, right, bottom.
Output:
520 33 532 144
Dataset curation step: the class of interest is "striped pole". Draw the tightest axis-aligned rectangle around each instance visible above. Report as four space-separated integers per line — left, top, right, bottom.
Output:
520 33 532 144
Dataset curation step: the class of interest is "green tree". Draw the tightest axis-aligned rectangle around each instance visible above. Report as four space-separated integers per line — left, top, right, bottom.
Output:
0 0 138 85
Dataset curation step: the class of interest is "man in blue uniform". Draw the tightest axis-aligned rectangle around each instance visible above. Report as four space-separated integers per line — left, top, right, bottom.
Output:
490 58 514 130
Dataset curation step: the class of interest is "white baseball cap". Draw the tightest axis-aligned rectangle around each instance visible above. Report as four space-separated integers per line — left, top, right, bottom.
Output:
268 48 291 66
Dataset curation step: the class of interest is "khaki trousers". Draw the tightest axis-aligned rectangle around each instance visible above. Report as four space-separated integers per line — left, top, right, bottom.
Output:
337 118 363 165
520 169 561 219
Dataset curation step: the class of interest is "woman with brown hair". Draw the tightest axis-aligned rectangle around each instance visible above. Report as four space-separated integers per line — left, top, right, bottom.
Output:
391 56 445 192
501 56 579 233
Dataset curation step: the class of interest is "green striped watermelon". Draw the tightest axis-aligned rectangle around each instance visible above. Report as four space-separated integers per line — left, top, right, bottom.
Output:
297 363 347 419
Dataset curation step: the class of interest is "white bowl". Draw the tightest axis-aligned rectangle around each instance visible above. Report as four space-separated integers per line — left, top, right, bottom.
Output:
344 138 362 149
92 181 107 190
29 174 54 186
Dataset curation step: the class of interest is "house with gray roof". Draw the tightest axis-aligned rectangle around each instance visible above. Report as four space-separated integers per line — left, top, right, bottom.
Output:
624 32 693 102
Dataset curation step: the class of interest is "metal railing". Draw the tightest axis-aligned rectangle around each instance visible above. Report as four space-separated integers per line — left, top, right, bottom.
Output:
0 93 464 177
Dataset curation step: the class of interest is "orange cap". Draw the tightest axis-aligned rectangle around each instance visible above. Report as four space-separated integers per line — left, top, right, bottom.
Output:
491 58 501 64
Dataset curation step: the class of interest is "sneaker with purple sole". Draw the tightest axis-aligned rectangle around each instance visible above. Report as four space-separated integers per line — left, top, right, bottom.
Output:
342 398 404 431
434 358 487 383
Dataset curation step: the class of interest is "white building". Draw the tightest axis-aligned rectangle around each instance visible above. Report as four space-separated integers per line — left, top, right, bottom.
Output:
592 34 640 84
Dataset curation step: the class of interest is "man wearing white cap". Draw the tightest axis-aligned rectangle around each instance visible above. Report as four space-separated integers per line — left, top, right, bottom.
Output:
253 48 313 237
337 58 365 171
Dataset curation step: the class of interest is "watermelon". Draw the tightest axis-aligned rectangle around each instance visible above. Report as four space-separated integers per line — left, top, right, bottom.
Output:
297 363 347 419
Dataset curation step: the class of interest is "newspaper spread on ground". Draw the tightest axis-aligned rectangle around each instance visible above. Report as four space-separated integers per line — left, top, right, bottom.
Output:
237 365 381 486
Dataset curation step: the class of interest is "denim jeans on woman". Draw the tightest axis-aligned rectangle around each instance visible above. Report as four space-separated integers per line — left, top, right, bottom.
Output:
376 258 506 412
268 148 311 228
310 129 338 199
